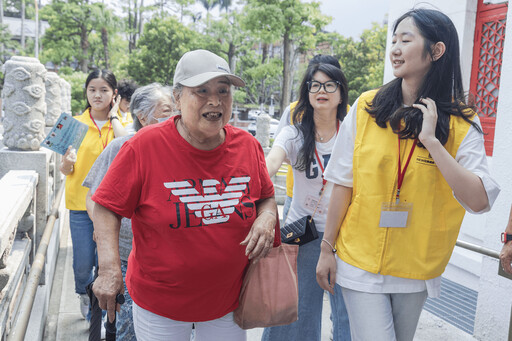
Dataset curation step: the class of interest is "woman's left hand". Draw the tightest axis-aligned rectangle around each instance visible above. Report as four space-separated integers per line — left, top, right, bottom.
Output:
413 97 438 147
241 210 276 263
109 95 121 119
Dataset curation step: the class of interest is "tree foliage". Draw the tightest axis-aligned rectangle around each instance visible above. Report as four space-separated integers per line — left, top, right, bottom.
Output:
127 15 221 85
41 0 119 73
2 0 35 19
237 51 282 105
207 9 246 72
243 0 331 112
318 22 387 105
34 0 386 116
0 24 20 63
59 69 88 115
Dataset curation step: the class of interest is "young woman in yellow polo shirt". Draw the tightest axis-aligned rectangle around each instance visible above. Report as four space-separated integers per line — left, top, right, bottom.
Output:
59 69 129 321
317 8 500 340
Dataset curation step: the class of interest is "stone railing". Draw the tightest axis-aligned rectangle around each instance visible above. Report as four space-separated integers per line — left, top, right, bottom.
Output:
0 55 70 340
0 171 37 337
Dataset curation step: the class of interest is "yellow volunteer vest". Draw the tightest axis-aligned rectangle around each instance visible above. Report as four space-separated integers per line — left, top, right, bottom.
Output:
65 109 117 210
336 90 472 279
120 111 133 127
285 102 299 197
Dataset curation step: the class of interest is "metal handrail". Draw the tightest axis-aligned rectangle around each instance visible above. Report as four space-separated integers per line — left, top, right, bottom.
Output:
7 179 65 341
455 239 500 259
274 184 286 192
455 239 511 340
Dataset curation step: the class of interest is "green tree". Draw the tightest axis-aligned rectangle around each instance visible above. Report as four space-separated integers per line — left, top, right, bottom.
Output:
170 0 195 22
207 9 246 72
198 0 220 14
95 3 122 69
41 0 97 72
218 0 232 13
243 0 331 112
238 52 282 106
2 0 35 19
59 69 88 115
0 23 20 63
123 0 147 53
41 1 121 73
319 22 387 104
127 15 221 85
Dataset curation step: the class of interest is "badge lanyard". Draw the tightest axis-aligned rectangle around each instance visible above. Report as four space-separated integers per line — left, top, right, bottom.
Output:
90 112 112 150
396 137 417 204
313 120 340 195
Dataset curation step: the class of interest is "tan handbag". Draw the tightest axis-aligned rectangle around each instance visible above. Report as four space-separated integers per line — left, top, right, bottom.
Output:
234 243 299 329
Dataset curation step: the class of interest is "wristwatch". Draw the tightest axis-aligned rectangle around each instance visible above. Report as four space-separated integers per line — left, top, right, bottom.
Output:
501 232 512 243
109 115 119 122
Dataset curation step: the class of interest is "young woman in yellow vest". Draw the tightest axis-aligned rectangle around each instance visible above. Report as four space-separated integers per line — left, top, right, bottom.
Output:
264 62 351 341
316 8 501 340
275 55 343 221
59 69 129 321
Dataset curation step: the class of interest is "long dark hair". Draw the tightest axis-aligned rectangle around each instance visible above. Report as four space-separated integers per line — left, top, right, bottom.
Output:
367 8 481 146
84 69 117 111
292 63 348 171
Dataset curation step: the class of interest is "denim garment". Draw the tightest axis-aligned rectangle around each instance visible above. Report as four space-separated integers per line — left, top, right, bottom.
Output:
262 233 351 341
69 210 97 295
282 196 293 222
117 260 136 341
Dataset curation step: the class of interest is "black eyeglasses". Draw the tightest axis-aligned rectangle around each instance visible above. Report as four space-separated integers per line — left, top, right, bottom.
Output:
307 80 341 93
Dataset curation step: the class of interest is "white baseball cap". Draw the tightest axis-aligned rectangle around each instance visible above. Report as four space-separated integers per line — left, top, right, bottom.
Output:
173 49 245 87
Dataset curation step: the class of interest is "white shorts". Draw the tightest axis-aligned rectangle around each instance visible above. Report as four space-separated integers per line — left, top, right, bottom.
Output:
132 301 247 341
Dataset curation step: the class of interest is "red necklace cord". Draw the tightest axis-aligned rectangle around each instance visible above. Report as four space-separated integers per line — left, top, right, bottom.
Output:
314 120 340 188
396 138 417 202
90 112 112 150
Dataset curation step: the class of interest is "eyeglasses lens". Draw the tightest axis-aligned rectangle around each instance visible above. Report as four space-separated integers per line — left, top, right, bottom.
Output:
308 81 338 93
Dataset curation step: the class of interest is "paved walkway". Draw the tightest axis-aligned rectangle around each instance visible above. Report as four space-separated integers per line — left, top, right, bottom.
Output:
43 209 475 340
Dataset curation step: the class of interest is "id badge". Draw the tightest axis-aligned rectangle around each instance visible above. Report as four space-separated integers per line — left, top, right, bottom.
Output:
379 202 413 228
304 195 325 215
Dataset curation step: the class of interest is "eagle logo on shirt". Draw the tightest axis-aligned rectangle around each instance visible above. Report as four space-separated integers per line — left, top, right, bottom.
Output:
163 176 251 225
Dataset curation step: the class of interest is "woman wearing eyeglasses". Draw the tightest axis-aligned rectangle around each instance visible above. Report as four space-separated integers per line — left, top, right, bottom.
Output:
263 63 351 341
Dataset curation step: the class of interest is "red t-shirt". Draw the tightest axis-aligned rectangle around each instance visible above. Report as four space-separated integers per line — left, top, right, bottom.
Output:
92 116 276 322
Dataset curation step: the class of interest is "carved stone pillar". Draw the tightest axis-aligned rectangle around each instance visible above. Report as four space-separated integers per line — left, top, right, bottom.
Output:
44 72 61 126
256 113 271 149
2 56 46 151
60 78 72 114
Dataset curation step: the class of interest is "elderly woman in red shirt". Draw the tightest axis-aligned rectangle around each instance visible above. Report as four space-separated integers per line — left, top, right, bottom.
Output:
91 50 278 341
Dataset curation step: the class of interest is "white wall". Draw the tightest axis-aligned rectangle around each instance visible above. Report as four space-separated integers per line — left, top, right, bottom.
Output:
384 0 477 87
473 2 512 339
